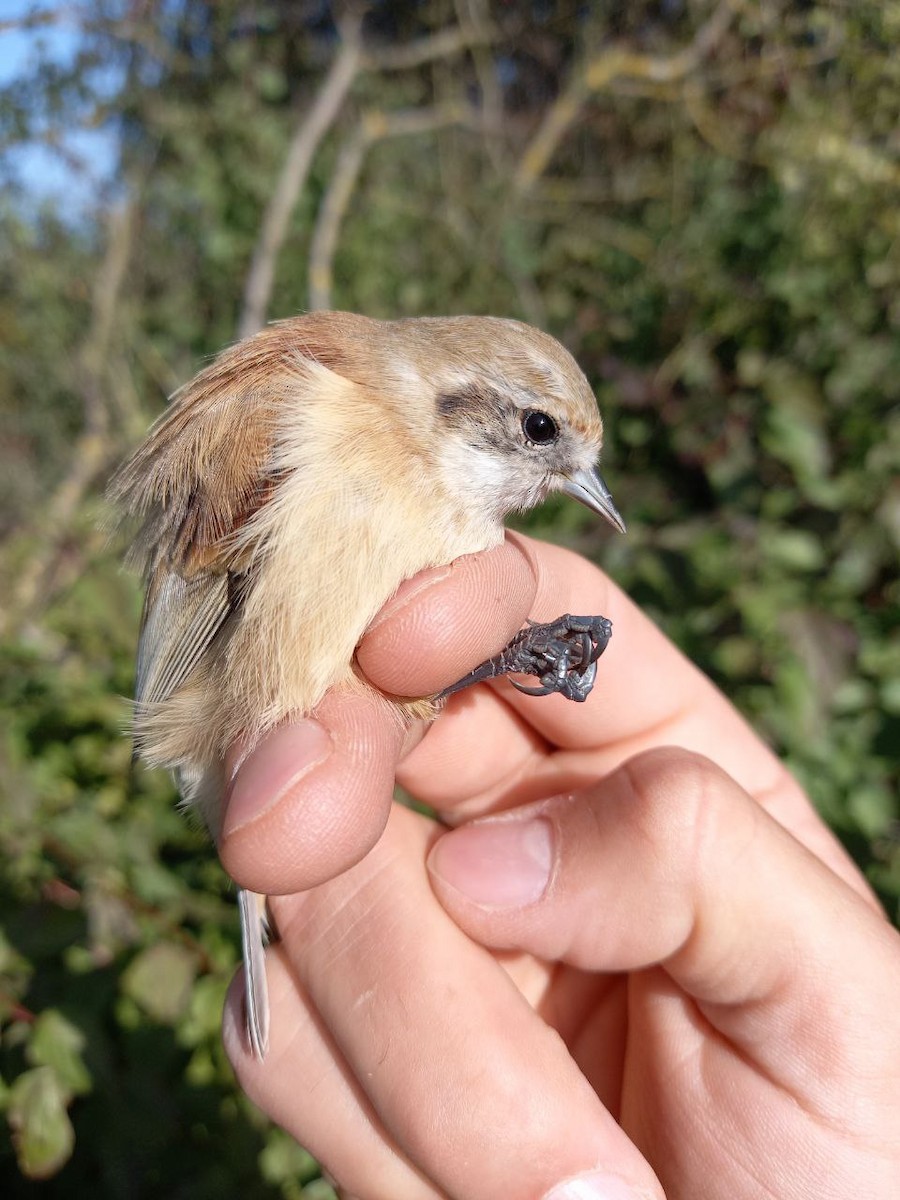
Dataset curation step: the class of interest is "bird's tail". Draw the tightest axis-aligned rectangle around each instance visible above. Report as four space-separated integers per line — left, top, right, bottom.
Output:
238 887 270 1058
176 761 271 1059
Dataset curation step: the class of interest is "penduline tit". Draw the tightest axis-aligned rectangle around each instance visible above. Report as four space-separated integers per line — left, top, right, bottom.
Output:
110 311 625 1057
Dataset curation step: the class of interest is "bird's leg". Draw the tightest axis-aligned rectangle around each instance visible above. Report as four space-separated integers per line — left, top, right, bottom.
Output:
439 614 612 705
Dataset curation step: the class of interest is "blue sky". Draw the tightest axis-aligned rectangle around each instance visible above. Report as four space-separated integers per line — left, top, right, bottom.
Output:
0 0 120 215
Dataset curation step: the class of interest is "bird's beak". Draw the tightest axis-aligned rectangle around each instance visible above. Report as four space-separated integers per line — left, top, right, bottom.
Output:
560 465 626 534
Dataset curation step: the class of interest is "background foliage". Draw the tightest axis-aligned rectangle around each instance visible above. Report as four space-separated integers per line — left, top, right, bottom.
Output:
1 1 897 1194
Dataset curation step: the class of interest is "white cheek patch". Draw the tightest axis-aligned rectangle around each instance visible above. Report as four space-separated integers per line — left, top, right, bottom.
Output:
438 437 513 516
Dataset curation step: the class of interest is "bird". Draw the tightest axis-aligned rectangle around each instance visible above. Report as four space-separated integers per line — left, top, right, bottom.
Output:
110 311 625 1058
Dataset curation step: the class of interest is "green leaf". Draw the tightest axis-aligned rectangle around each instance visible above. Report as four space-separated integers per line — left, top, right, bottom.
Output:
848 784 896 838
27 1010 92 1097
762 530 826 572
0 926 33 1018
881 677 900 715
301 1182 338 1199
259 1126 321 1187
761 365 831 487
7 1066 75 1179
121 942 197 1025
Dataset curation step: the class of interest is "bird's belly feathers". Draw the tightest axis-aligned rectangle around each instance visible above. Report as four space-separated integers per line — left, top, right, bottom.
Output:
134 495 503 796
226 496 503 732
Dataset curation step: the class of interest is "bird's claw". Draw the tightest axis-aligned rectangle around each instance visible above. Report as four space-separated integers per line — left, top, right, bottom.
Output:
439 614 612 704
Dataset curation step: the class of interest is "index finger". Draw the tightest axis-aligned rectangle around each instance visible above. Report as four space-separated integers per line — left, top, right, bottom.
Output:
358 532 870 900
360 531 770 780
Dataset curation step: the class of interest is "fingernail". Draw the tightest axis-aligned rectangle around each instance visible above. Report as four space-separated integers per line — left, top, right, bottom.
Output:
223 720 333 836
544 1171 653 1200
428 816 553 907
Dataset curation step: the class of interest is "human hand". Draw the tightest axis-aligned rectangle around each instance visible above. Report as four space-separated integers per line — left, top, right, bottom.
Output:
219 533 900 1200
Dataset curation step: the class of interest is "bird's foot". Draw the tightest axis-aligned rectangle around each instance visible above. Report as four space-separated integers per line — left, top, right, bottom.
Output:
439 614 612 705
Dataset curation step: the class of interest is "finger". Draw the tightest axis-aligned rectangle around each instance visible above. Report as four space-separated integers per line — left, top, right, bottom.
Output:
223 955 447 1200
399 685 554 818
218 688 405 896
368 531 767 782
366 533 868 897
428 747 900 1118
239 803 665 1200
356 539 536 698
397 684 628 822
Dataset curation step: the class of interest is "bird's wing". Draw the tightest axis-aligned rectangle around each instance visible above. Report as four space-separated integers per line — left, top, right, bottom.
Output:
135 569 235 706
112 318 369 708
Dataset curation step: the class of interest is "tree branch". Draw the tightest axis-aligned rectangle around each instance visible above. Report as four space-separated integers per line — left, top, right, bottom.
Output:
362 21 496 71
2 196 137 635
307 125 368 312
307 104 481 311
237 13 365 339
514 0 737 194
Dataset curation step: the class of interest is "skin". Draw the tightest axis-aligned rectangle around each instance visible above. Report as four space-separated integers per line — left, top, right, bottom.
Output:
218 533 900 1200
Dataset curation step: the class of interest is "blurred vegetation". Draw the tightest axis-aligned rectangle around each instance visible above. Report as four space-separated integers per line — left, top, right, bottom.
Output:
0 0 898 1194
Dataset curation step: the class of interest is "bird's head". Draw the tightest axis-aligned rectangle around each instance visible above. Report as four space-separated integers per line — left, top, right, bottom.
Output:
382 315 625 533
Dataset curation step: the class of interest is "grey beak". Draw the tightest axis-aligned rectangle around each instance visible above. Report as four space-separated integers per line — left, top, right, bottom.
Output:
561 465 626 534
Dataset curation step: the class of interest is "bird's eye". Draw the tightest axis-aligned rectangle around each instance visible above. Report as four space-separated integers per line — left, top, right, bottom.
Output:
522 409 559 446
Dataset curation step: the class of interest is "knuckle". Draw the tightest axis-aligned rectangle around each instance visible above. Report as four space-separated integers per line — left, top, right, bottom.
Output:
620 746 732 873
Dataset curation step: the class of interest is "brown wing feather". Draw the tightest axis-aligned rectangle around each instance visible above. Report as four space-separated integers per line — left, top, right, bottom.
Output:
111 313 377 707
110 313 376 572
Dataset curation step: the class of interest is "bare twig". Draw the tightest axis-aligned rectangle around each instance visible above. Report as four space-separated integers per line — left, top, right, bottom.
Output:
0 7 72 34
683 78 751 162
1 196 137 634
514 0 737 194
237 13 365 339
307 125 368 312
307 104 481 311
239 13 505 333
362 21 496 71
455 0 505 172
528 203 657 262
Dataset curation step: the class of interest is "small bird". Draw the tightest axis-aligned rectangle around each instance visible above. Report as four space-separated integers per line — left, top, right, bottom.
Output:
111 311 624 1057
